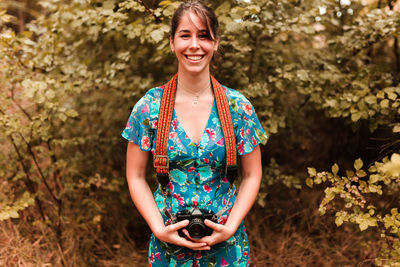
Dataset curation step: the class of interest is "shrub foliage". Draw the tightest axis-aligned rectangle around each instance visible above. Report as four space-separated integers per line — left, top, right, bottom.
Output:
1 0 400 265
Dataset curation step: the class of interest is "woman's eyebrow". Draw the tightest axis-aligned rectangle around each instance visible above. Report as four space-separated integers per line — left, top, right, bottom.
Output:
178 29 208 33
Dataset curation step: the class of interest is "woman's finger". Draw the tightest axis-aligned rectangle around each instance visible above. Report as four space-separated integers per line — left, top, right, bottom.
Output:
179 238 209 250
168 220 189 232
204 219 222 231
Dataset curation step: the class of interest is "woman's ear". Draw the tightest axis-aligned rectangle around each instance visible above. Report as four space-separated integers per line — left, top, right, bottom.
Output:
170 36 175 53
213 38 219 52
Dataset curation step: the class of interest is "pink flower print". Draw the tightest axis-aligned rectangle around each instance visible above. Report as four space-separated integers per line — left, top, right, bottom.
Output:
203 158 209 163
173 193 184 206
177 253 185 259
243 103 253 115
240 128 245 138
169 146 173 150
244 116 248 121
238 140 244 154
216 137 224 147
172 118 178 130
222 176 228 183
168 183 174 192
125 121 131 129
192 196 198 206
155 252 161 261
195 251 202 259
169 132 176 139
246 129 251 135
243 251 248 256
222 196 226 205
219 215 227 225
203 184 212 193
188 166 195 172
206 128 216 141
152 120 157 128
141 104 149 113
221 258 229 266
252 136 258 145
150 252 154 263
209 152 213 157
141 136 150 150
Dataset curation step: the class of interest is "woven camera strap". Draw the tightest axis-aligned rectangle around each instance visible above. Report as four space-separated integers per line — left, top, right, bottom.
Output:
154 74 238 221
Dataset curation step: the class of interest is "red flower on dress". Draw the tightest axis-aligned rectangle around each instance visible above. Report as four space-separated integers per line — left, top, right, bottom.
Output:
152 120 157 128
188 166 195 172
203 158 209 163
238 140 244 154
252 136 258 145
125 122 131 129
141 104 149 113
243 251 248 256
192 196 198 206
240 128 245 138
219 215 227 225
172 118 178 130
206 128 216 141
173 193 184 206
142 136 150 150
216 137 224 147
243 103 253 115
221 258 229 266
150 252 154 263
177 253 185 259
203 184 212 193
195 251 202 259
155 252 161 261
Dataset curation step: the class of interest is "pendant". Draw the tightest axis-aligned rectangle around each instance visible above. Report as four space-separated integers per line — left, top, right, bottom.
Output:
193 95 199 105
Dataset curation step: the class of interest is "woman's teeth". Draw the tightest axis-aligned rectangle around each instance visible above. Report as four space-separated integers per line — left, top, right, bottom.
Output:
186 55 203 60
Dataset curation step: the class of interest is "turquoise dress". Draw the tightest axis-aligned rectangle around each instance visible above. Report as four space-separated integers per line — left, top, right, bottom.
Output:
122 83 268 267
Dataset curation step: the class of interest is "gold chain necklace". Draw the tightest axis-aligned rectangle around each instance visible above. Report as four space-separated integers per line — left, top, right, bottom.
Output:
178 82 211 106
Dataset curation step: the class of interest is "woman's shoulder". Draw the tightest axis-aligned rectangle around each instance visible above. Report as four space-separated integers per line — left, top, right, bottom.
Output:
221 85 254 114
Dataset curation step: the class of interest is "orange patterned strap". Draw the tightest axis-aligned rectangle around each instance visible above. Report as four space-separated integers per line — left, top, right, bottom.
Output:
154 74 237 189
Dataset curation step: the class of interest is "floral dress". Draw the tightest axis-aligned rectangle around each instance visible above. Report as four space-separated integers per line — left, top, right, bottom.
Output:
122 83 268 267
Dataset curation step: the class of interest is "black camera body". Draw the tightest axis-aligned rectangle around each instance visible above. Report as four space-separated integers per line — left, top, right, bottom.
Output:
175 208 218 239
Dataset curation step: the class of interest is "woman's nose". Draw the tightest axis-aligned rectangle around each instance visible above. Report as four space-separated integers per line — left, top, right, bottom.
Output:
189 37 200 49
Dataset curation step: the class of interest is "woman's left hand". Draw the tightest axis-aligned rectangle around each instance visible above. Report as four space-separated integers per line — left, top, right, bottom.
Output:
183 220 237 248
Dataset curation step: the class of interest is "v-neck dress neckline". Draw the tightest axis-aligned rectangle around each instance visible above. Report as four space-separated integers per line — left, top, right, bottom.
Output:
172 99 216 147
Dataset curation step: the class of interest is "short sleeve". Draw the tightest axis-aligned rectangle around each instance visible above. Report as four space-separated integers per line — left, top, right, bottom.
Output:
121 94 153 151
229 89 268 156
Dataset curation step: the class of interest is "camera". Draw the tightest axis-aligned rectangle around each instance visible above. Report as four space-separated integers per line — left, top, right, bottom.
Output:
174 208 218 239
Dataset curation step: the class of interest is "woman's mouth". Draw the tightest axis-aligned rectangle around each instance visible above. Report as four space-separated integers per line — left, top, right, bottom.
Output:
185 55 204 61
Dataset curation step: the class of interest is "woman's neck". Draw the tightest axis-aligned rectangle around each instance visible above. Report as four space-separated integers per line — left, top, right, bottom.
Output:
177 70 211 95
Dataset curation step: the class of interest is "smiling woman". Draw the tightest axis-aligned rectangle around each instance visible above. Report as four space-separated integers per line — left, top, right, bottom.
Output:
122 1 268 266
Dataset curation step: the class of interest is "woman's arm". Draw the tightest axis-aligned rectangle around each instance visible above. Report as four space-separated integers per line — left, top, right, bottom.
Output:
190 145 262 246
126 141 210 250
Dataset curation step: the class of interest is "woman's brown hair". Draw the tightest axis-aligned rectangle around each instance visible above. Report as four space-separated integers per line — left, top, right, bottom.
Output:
170 0 219 41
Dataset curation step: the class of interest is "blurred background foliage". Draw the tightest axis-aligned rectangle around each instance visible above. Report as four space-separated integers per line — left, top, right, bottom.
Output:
1 0 400 265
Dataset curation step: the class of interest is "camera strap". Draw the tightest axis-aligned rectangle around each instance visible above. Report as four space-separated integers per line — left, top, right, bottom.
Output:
153 74 238 191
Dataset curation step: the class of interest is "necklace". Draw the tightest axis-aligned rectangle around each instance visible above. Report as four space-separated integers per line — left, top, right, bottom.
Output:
178 81 211 106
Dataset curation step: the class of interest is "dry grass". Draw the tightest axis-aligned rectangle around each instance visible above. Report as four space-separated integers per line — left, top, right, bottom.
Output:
0 187 383 266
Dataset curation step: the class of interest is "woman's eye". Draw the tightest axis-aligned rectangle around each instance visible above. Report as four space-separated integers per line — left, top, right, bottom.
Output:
199 34 208 39
180 34 190 38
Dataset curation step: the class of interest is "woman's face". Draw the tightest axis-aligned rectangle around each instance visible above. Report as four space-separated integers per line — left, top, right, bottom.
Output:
170 11 219 77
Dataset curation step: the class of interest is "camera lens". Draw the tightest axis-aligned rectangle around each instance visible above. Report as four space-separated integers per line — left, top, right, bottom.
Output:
188 218 205 239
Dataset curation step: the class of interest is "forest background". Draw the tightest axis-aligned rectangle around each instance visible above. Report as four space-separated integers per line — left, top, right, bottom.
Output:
0 0 400 266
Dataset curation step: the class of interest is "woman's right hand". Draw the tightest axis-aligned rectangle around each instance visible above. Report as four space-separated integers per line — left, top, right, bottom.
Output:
154 220 211 250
